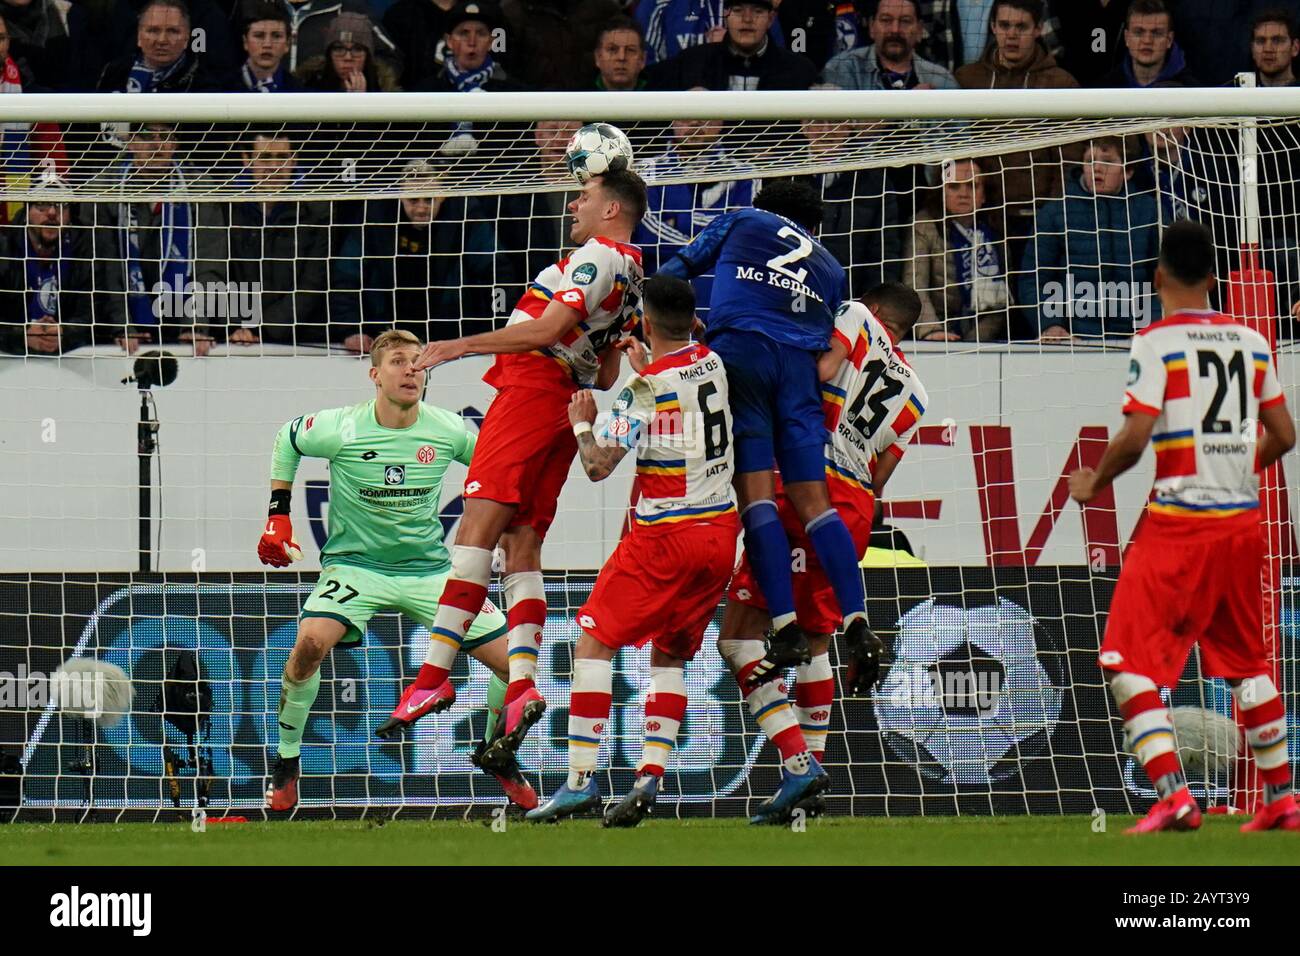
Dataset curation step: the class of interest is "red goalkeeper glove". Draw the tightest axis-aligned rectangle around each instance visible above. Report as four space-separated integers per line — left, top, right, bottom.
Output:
258 514 303 567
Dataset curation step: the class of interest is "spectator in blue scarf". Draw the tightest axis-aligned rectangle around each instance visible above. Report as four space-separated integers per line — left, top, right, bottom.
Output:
95 0 220 92
0 197 93 355
415 1 525 152
904 157 1008 342
90 123 227 354
229 3 300 92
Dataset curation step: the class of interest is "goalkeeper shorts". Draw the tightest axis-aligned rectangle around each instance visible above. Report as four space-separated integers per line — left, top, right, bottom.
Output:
301 563 507 649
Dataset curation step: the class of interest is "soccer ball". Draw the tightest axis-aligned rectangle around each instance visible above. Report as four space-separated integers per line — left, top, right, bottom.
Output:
872 597 1062 786
565 123 634 185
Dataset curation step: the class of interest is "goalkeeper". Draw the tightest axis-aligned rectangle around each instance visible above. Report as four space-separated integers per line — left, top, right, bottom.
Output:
258 329 535 812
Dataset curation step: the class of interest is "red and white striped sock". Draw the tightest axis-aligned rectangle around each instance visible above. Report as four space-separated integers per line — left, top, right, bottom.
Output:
1111 672 1185 800
639 667 687 777
720 639 810 775
417 545 492 690
1233 676 1293 805
567 657 612 789
503 571 546 704
794 654 834 762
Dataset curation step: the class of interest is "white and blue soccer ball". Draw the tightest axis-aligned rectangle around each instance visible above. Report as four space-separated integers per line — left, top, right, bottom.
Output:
873 597 1063 787
565 122 634 185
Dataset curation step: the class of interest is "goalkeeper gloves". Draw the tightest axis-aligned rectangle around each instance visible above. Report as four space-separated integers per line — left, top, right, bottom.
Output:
259 515 303 567
843 621 890 697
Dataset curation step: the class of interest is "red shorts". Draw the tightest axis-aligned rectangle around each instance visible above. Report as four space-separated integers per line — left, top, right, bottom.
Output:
727 488 874 636
1100 509 1268 688
579 516 739 660
465 385 576 540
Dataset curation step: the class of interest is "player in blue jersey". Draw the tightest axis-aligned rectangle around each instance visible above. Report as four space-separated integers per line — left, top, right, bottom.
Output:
658 179 888 692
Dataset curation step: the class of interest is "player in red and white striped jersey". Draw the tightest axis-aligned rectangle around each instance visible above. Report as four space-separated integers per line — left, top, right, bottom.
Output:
527 275 739 826
381 171 648 765
1070 221 1298 834
723 282 927 824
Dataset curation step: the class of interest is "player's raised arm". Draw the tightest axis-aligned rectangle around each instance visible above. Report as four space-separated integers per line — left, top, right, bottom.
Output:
415 298 584 370
657 209 741 280
258 408 345 567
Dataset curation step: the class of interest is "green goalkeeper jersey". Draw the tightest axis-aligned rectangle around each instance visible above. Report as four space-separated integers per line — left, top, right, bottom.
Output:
271 400 475 575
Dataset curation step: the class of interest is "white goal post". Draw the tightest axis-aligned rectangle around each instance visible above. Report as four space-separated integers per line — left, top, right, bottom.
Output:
0 87 1297 201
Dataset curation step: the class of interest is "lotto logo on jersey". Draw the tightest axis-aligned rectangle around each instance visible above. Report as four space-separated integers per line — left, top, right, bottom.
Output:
1099 650 1124 667
465 481 482 495
384 465 405 486
558 289 585 307
578 613 596 629
417 445 436 464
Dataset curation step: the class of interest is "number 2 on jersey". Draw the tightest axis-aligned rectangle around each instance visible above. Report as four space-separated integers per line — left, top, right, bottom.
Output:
765 226 814 284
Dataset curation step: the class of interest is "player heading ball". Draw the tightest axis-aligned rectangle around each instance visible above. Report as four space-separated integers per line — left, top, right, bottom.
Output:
387 169 649 771
660 179 888 693
1070 220 1298 834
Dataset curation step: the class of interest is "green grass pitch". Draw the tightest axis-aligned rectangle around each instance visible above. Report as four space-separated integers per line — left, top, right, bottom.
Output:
3 816 1297 866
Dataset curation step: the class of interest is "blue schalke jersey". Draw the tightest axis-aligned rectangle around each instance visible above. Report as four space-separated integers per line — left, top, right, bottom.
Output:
658 207 847 352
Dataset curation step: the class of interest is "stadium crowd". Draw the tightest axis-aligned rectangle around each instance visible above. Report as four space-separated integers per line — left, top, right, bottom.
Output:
2 0 1300 355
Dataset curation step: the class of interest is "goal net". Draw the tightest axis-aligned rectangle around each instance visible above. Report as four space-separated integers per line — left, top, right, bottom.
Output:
0 88 1295 820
